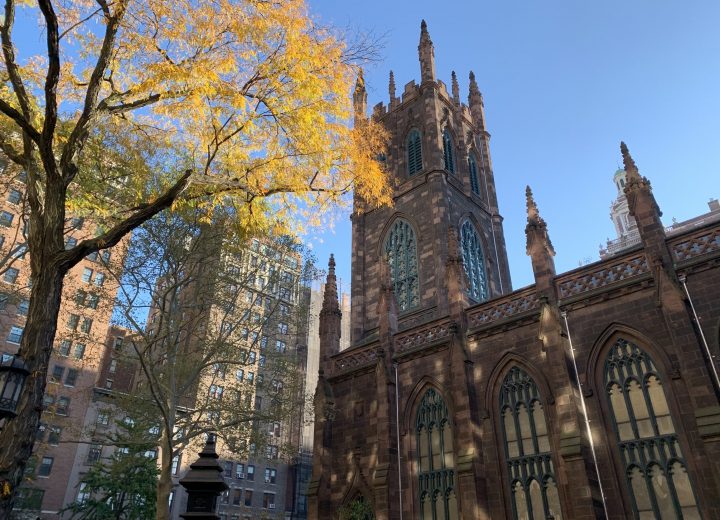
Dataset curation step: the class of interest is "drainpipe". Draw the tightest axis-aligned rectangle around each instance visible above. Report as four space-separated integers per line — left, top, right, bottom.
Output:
678 274 720 393
394 362 403 520
561 311 609 520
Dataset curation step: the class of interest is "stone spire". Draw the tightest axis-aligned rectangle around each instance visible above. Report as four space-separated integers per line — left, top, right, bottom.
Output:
319 254 341 372
525 186 556 293
468 71 485 128
353 69 367 122
620 142 662 222
451 70 460 105
418 20 436 84
389 70 396 103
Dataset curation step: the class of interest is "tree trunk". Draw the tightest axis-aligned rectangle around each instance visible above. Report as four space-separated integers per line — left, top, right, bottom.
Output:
156 430 175 520
0 261 66 516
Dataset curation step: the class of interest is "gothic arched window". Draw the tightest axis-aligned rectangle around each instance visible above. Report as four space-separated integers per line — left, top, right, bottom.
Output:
384 219 419 312
442 129 455 173
468 155 480 195
604 338 700 519
407 129 423 176
416 389 458 520
500 367 563 520
460 221 488 302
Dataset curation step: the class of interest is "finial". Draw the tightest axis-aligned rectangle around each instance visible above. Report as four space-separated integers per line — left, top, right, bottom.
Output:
469 71 480 94
354 69 365 94
421 19 427 32
620 141 640 178
418 19 435 83
389 70 396 100
328 254 335 273
451 71 460 103
526 185 539 222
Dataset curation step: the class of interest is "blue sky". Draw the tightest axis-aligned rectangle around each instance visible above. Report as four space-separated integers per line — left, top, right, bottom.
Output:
307 0 720 291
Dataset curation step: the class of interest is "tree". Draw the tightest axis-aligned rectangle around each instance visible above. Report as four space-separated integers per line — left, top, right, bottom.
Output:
339 496 375 520
107 209 314 519
60 423 158 520
0 0 389 511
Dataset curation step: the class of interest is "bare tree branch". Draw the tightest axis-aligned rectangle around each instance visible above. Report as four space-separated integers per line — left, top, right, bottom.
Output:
37 0 62 180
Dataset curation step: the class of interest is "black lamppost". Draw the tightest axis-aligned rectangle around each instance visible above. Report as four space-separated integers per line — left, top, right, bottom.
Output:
179 434 228 520
0 354 29 420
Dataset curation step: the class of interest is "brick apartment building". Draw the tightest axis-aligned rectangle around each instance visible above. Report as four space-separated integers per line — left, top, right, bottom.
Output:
309 21 720 519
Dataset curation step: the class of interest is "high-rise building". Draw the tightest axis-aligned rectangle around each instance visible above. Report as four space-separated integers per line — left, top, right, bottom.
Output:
309 21 720 520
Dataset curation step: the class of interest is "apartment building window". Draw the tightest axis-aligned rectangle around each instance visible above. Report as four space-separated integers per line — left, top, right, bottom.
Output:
37 457 53 477
264 468 277 484
77 483 90 504
56 397 70 415
236 369 244 382
58 340 71 356
50 365 65 383
17 299 29 315
75 290 87 306
4 267 19 284
73 343 86 359
71 217 84 230
94 272 105 286
279 287 291 300
87 444 102 464
81 268 93 283
87 294 99 309
7 189 22 204
171 454 181 475
100 250 111 263
108 359 117 373
113 337 123 350
0 293 7 310
277 322 288 335
0 211 14 227
209 385 224 399
48 426 61 445
275 340 285 353
254 396 262 411
266 445 278 459
244 490 253 506
213 363 227 379
65 369 78 387
105 379 113 389
263 493 275 509
259 355 266 368
7 325 24 344
270 422 280 437
248 351 256 364
86 251 98 261
65 237 77 249
247 465 254 481
96 412 110 426
80 317 93 333
232 489 242 505
67 314 80 330
260 335 268 350
235 463 245 479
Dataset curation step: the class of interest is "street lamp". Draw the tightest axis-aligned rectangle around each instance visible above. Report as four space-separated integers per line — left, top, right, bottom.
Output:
179 433 228 519
0 354 29 419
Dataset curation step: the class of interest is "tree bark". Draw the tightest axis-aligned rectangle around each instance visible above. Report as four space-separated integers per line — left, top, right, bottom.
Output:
0 261 66 516
157 429 175 520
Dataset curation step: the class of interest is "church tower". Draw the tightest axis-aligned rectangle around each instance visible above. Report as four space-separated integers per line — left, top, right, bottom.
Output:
350 20 512 343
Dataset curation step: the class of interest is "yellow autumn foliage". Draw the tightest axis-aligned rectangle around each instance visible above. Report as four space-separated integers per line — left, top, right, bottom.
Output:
1 0 390 234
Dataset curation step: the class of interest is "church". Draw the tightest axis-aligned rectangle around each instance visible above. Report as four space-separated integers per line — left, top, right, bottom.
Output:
308 21 720 520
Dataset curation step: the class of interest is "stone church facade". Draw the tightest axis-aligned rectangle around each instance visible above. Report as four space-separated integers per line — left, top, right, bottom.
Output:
308 21 720 520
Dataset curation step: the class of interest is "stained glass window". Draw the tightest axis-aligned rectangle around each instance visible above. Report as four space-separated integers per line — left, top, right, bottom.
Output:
384 220 419 312
460 221 488 302
500 367 563 520
443 129 455 173
416 389 458 520
468 155 480 195
408 129 423 176
604 338 700 519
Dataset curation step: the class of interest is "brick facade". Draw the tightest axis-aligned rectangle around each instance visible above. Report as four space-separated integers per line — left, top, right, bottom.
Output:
309 21 720 520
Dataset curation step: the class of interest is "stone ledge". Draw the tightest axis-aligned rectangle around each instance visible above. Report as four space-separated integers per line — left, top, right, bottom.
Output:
559 431 583 461
695 406 720 442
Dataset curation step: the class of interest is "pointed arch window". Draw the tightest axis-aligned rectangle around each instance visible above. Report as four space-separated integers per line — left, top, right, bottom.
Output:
442 129 455 173
604 338 700 519
460 221 488 302
500 367 563 520
407 129 423 176
416 389 458 520
384 219 419 312
468 155 480 195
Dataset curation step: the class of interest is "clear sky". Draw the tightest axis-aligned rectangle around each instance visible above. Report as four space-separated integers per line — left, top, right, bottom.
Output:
306 0 720 291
